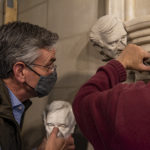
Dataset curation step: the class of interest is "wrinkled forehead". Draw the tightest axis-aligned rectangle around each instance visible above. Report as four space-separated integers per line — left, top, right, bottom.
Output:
46 109 69 124
103 23 127 43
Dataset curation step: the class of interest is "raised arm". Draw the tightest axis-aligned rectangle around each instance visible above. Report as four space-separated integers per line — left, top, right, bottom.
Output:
72 44 150 148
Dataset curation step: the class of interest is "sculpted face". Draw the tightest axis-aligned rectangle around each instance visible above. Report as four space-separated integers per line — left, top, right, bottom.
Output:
44 101 76 138
46 109 70 137
102 22 127 58
90 15 127 59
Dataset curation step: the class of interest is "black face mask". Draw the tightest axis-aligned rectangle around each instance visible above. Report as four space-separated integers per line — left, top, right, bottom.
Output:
27 65 57 97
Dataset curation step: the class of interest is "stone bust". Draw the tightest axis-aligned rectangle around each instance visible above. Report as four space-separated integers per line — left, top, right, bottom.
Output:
89 15 150 83
89 15 127 60
43 100 76 138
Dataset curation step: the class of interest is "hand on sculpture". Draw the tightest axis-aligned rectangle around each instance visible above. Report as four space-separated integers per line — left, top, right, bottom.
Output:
63 136 75 150
45 128 75 150
45 127 66 150
37 128 75 150
116 44 150 71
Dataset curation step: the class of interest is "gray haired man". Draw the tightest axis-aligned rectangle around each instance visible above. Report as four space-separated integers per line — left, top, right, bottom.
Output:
0 22 74 150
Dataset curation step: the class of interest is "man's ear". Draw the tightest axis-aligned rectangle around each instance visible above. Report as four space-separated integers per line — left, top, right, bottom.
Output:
12 62 26 83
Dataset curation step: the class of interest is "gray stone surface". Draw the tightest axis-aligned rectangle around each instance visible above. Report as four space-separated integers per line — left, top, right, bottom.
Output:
135 0 150 17
47 0 98 38
19 0 45 12
47 87 80 103
0 0 3 25
19 2 47 28
0 12 3 25
0 1 2 13
55 33 94 88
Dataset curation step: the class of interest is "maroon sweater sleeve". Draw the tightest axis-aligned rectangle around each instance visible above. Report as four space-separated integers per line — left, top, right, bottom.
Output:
73 59 150 150
72 60 127 148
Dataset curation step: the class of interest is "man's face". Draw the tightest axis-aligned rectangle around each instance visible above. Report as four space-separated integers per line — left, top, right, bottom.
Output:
24 48 56 95
45 109 70 138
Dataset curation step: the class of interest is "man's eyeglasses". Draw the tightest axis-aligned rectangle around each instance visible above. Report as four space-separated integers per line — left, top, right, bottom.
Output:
30 63 57 71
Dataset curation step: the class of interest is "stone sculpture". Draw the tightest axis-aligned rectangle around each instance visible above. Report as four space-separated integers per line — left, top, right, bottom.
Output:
90 15 150 82
89 15 127 60
43 100 76 138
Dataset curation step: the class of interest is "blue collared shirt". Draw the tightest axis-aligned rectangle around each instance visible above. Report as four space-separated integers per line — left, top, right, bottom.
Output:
8 88 25 125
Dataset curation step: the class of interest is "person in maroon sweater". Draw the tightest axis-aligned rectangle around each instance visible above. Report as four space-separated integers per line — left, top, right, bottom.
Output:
73 44 150 150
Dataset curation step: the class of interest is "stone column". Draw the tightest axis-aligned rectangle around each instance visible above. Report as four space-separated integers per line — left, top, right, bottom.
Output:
105 0 125 21
125 0 135 21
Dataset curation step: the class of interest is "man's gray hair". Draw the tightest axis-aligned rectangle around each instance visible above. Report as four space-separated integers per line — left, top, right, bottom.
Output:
0 21 59 78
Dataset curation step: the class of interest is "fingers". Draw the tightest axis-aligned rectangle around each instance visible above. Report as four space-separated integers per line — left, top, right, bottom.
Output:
50 127 59 138
66 136 74 145
45 128 66 150
133 44 150 60
139 47 150 71
46 129 75 150
47 127 59 143
64 136 75 150
117 44 150 71
139 63 150 71
143 51 150 59
64 145 75 150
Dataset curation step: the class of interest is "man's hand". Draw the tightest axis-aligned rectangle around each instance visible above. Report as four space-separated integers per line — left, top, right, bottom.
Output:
116 44 150 71
63 136 75 150
45 127 75 150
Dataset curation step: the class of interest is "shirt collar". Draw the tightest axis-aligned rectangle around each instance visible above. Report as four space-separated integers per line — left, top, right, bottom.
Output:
7 88 23 108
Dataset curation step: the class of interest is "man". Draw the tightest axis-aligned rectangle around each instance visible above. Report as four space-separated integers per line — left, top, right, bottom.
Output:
73 44 150 150
0 21 74 150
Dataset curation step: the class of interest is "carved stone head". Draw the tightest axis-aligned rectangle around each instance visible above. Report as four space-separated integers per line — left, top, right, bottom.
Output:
90 15 127 60
43 100 76 138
